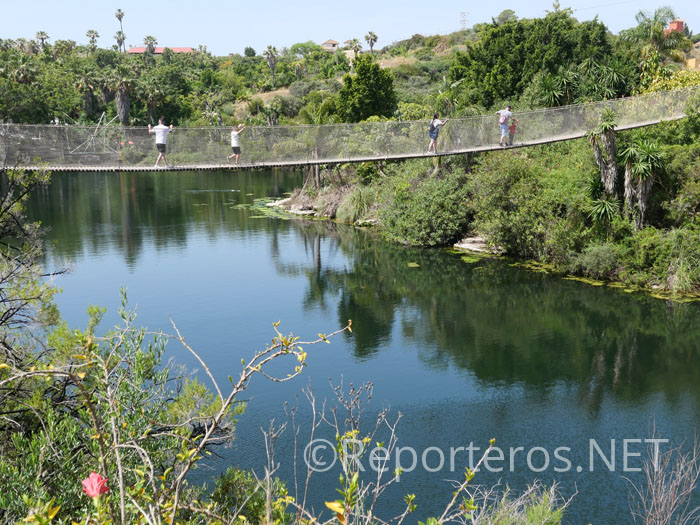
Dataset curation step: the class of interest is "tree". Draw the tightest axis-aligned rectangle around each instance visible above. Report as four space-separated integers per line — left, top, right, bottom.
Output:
115 8 126 52
495 10 518 25
114 31 126 54
143 35 158 54
337 54 396 122
35 31 49 51
621 134 663 229
448 10 612 107
365 31 378 54
589 108 618 198
244 46 256 57
0 167 56 362
109 66 135 124
75 67 97 117
263 45 278 87
86 30 99 54
348 38 363 60
621 7 692 65
292 59 305 81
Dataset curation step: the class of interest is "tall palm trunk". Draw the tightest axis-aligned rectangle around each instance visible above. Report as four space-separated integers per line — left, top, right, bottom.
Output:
84 91 93 117
116 87 130 124
590 129 618 198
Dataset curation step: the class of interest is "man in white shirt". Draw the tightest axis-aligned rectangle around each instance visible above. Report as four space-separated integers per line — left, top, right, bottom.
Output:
496 105 513 147
148 116 174 167
227 124 247 164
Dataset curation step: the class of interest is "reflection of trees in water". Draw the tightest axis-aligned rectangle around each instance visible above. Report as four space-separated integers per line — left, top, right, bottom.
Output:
287 221 700 404
27 170 303 266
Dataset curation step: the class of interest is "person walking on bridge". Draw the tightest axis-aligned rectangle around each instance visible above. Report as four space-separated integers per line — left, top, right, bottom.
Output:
227 124 247 164
496 105 513 147
148 116 174 167
427 113 449 154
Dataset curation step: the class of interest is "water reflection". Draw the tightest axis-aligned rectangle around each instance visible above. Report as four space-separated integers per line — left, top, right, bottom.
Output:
29 170 302 267
285 220 700 409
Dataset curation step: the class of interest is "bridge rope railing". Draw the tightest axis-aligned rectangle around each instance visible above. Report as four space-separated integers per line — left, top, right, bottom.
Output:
1 86 698 170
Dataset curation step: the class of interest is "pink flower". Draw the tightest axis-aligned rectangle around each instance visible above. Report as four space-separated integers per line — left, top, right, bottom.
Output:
82 472 109 498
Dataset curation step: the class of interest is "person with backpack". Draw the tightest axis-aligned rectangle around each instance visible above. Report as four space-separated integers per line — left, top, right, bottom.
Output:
427 113 449 154
496 105 513 147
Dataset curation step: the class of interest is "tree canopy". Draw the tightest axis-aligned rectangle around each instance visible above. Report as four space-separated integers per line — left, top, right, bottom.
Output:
337 54 396 122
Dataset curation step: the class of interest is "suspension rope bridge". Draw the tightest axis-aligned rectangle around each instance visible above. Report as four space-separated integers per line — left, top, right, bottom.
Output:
1 87 698 172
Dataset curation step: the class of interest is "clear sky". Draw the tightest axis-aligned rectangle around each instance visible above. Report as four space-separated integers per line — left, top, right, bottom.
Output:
1 0 698 57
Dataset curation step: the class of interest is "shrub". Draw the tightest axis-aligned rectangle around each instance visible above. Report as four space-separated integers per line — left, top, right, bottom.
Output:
337 185 377 223
568 243 620 280
379 160 471 246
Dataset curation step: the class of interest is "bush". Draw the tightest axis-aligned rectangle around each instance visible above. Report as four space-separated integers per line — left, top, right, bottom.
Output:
465 145 593 261
210 467 289 522
337 184 377 223
568 243 620 280
379 160 471 246
618 227 700 292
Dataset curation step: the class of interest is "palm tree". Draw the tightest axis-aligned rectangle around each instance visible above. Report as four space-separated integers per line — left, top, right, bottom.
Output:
621 134 663 229
7 55 37 84
588 108 618 198
86 30 100 54
114 31 126 54
110 66 135 124
140 76 165 124
35 31 49 51
143 35 158 54
621 7 692 69
292 59 305 82
15 38 28 54
349 38 362 60
263 45 278 87
115 9 125 51
76 68 96 117
364 32 378 55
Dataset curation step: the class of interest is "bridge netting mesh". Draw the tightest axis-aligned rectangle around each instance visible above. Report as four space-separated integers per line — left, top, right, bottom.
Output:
1 87 698 170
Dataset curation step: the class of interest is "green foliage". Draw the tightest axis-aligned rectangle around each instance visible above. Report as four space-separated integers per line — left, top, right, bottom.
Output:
338 54 397 122
378 160 471 246
210 467 289 523
617 227 700 291
642 70 700 93
465 145 593 261
336 184 376 223
568 243 620 280
448 10 614 108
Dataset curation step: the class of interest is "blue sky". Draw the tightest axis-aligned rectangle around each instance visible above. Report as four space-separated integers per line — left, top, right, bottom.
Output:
1 0 698 56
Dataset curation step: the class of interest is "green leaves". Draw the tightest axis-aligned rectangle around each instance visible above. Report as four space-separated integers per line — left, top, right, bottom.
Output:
338 54 397 122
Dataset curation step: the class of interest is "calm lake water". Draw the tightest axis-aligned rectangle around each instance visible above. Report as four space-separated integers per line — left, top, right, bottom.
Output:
28 170 700 523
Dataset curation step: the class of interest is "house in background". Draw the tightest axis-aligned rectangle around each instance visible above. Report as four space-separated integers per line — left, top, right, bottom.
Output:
664 19 685 36
321 40 339 52
127 46 194 54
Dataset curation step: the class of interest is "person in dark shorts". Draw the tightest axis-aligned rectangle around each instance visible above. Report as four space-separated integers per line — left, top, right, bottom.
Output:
148 116 174 167
227 124 247 164
427 113 448 154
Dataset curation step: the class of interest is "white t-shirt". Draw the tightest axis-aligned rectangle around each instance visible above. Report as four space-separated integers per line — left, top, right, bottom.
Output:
152 124 171 144
231 130 241 147
498 110 513 125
